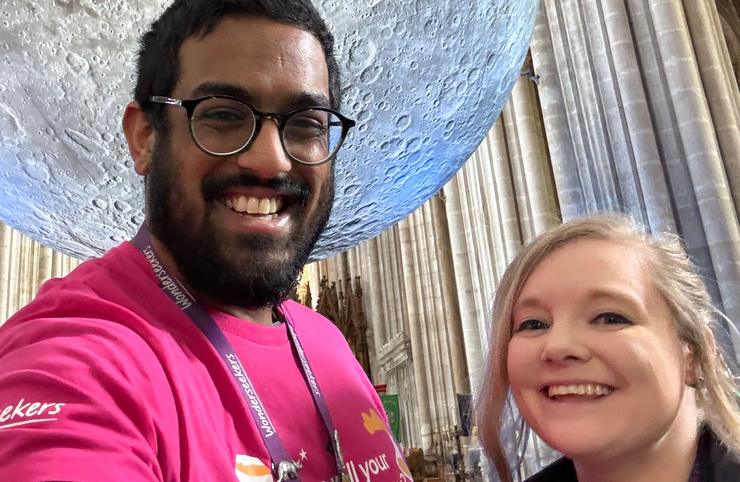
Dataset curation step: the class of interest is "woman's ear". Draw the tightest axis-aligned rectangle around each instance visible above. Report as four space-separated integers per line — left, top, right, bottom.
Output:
685 326 715 388
122 101 156 176
684 343 699 388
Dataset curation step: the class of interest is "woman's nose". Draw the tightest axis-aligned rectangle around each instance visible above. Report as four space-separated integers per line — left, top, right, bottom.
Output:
540 322 592 365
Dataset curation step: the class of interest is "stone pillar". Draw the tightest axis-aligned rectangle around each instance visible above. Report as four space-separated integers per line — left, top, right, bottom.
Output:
0 223 10 322
377 234 395 345
397 215 433 451
506 68 559 236
477 119 521 273
386 227 406 337
442 176 486 394
51 249 64 278
529 7 585 219
6 229 21 318
683 0 740 215
409 209 447 438
420 202 457 429
429 194 470 396
364 238 387 383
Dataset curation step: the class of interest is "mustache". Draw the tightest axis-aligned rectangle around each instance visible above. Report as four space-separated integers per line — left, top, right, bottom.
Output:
201 173 310 204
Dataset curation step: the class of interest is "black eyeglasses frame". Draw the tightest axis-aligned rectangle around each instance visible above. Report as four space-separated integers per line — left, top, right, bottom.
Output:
149 95 356 166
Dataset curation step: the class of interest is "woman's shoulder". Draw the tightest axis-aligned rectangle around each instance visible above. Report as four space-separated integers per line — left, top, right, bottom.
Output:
699 429 740 482
524 457 577 482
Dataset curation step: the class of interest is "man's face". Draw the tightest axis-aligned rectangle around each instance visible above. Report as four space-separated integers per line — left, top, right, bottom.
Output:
146 17 334 309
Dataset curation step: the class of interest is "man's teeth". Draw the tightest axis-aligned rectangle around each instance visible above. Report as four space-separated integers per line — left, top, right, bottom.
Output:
547 384 614 398
224 196 283 215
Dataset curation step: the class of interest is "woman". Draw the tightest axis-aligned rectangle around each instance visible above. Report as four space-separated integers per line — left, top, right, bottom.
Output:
476 215 740 482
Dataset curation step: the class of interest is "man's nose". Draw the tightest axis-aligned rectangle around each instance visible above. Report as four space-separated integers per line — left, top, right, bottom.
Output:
235 119 293 180
540 321 591 365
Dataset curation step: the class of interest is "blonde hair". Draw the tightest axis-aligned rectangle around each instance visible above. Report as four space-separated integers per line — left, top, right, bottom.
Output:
475 214 740 482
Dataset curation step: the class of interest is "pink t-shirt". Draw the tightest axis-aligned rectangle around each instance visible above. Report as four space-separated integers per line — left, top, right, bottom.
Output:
0 242 412 482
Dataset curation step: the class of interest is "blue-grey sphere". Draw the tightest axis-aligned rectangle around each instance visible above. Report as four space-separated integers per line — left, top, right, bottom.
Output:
0 0 540 260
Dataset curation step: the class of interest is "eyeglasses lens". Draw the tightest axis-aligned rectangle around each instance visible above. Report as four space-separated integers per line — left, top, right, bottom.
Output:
191 98 257 155
283 109 343 164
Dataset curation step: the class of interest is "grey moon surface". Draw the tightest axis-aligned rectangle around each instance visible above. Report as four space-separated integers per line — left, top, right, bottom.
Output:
0 0 540 260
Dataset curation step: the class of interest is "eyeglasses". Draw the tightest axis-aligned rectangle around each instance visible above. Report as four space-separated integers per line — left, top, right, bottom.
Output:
149 95 356 166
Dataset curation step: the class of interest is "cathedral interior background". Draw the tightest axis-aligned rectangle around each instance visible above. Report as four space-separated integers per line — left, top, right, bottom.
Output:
1 1 740 481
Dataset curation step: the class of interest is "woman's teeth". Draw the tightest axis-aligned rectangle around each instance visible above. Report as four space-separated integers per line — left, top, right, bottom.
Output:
547 384 614 398
223 196 284 216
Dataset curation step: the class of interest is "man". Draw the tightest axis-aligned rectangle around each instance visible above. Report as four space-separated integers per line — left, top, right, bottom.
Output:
0 1 412 481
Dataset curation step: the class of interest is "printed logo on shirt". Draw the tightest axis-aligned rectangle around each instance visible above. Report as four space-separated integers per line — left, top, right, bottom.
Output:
0 398 66 430
235 454 272 482
362 409 413 482
334 408 413 482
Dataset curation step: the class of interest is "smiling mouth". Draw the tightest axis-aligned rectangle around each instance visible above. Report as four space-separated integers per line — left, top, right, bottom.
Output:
219 194 286 220
543 384 616 400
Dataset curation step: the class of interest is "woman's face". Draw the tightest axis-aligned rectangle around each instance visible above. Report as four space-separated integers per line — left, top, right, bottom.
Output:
507 239 697 463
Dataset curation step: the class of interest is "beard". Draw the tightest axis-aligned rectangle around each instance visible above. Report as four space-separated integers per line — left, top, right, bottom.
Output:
146 133 334 310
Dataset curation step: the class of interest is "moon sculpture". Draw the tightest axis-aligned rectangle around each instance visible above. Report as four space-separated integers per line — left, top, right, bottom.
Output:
0 0 540 260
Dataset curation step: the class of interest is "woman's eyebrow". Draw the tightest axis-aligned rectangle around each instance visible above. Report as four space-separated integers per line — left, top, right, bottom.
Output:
586 288 644 311
512 296 546 312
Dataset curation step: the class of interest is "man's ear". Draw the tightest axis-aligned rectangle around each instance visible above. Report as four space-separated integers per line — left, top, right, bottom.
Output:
122 101 156 176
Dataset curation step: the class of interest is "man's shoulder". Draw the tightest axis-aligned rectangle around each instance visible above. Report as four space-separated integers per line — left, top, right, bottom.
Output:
11 241 155 321
1 241 173 352
280 300 345 336
280 299 330 322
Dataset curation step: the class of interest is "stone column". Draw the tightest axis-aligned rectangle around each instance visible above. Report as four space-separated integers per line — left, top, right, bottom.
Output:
51 249 64 278
37 245 53 292
377 234 395 345
476 119 521 274
409 209 446 437
0 223 10 322
364 238 387 381
356 241 381 382
442 176 486 393
420 202 457 429
386 227 406 337
397 215 433 450
429 194 470 396
507 70 559 236
683 0 740 215
529 7 585 219
6 229 21 318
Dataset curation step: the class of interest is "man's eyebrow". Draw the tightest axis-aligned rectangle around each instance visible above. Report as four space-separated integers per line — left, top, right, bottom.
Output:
283 92 331 111
190 83 331 111
191 82 255 102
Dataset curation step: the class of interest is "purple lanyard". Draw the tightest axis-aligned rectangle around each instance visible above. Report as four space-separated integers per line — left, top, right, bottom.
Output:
131 224 345 481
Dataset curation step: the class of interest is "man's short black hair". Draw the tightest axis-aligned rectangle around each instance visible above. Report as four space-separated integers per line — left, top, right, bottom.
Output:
134 0 341 131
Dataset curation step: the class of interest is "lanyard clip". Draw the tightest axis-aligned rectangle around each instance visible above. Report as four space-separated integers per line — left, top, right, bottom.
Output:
277 460 303 481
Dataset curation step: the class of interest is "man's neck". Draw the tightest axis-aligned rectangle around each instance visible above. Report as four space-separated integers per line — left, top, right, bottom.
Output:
148 235 275 326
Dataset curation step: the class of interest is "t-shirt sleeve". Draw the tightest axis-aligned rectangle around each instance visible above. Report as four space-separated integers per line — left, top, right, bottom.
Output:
0 316 172 482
